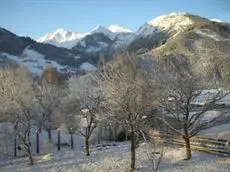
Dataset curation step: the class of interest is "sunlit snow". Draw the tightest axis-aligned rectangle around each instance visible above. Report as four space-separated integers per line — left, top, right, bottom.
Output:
80 62 96 71
1 47 67 75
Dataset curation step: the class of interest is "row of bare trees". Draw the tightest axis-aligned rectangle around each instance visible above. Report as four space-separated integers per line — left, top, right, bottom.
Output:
0 68 61 165
0 66 104 164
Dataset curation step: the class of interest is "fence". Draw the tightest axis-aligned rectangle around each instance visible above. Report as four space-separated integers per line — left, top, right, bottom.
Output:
0 123 127 158
151 132 230 156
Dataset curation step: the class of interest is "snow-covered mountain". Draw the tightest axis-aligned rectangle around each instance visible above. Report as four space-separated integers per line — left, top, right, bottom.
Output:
210 19 223 23
91 25 135 50
1 49 65 75
37 25 133 49
0 28 97 75
137 12 193 37
1 12 229 76
107 25 132 33
37 13 208 51
37 29 88 49
91 25 116 40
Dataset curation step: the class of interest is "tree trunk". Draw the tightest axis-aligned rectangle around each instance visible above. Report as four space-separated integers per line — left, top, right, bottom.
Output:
109 125 113 141
97 125 101 145
36 131 40 154
28 152 34 165
47 129 52 142
184 136 192 160
104 126 107 140
14 133 17 157
130 130 136 171
25 144 34 165
114 124 117 142
47 113 52 142
27 121 31 144
85 137 90 156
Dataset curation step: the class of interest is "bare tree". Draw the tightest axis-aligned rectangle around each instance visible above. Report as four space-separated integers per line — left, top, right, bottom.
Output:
146 130 164 172
33 80 61 142
156 54 229 160
99 53 156 171
14 105 35 165
0 67 36 165
63 74 104 156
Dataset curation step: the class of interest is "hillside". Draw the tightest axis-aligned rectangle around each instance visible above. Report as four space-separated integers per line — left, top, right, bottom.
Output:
0 28 97 75
145 14 230 83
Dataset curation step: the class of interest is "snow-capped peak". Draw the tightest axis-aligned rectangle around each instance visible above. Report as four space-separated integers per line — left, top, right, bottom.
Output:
137 12 193 36
91 25 133 40
107 25 132 33
91 25 112 34
147 12 191 29
37 29 89 49
37 28 87 43
91 25 116 40
53 28 66 35
210 19 223 23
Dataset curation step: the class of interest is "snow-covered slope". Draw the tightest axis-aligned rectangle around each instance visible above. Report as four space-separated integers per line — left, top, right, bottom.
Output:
37 25 133 48
137 12 193 37
91 25 135 49
0 47 97 75
210 19 223 23
91 25 132 40
107 25 132 33
37 29 88 49
1 142 230 172
80 62 96 71
0 47 69 75
91 25 115 40
195 29 222 41
112 32 137 49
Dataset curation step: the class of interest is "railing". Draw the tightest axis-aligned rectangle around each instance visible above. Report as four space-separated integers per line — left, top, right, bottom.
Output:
150 132 229 156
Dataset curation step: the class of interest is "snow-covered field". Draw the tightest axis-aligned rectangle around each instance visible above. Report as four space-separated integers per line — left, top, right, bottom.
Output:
0 142 230 172
200 122 230 139
1 117 230 172
0 48 67 75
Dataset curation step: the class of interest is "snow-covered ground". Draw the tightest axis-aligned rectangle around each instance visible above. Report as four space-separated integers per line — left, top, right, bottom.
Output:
196 30 221 41
80 62 96 71
1 120 230 171
200 122 230 139
0 143 230 172
137 12 193 37
0 47 68 75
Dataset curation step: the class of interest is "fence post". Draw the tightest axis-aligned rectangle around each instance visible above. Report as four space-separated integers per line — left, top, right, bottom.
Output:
104 125 107 141
226 140 230 156
97 124 101 145
109 124 113 141
57 128 61 151
70 128 74 149
36 129 40 154
114 124 117 142
14 132 17 157
100 125 103 143
125 127 128 141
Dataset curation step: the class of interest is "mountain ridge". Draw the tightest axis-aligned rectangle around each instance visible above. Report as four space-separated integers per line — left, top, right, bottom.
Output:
0 12 229 77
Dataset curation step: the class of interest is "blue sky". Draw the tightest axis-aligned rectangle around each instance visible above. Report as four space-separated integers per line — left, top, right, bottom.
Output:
1 0 230 39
